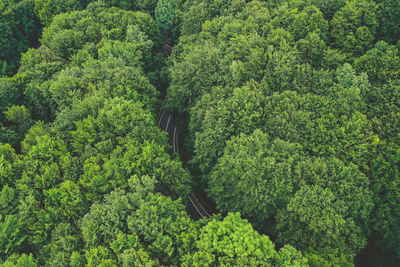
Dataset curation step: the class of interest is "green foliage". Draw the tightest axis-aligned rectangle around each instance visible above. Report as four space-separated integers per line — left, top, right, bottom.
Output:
82 190 193 265
330 0 378 59
49 57 159 113
0 143 19 187
354 41 400 85
276 158 372 256
290 5 328 41
277 185 360 256
305 251 355 267
180 0 246 36
2 253 38 267
166 1 399 264
208 127 372 256
0 215 26 261
191 86 375 177
0 0 41 75
155 0 176 39
34 0 82 25
208 130 301 228
182 212 308 266
277 245 309 267
127 193 193 265
1 0 400 265
375 0 400 43
15 3 164 124
368 141 400 261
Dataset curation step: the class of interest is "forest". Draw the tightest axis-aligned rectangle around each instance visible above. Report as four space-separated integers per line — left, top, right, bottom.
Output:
0 0 399 266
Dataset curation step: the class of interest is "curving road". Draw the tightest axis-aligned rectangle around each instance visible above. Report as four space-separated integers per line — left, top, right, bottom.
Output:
157 107 212 220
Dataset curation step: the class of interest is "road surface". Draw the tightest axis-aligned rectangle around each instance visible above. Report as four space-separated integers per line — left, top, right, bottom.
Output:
157 107 212 220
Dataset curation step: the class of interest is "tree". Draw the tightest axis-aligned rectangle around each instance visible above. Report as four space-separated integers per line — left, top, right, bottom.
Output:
81 189 141 249
155 0 177 40
354 41 400 85
290 5 328 41
49 57 159 114
3 105 33 149
167 41 223 113
277 245 309 267
305 0 346 19
190 84 265 175
78 130 191 202
330 0 378 59
375 0 400 43
84 246 116 266
367 141 400 263
18 129 71 196
182 212 308 266
180 0 246 36
44 180 87 221
127 193 193 265
276 158 372 258
71 97 165 158
2 253 38 267
0 215 26 262
40 222 82 266
0 143 19 187
0 185 17 218
208 130 302 229
0 0 41 75
81 190 194 265
297 32 327 68
34 0 82 25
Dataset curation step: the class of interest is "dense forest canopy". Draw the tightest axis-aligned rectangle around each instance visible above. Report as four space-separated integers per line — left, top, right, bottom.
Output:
0 0 399 266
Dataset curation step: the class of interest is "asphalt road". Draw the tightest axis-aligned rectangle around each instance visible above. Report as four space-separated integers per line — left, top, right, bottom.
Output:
157 107 212 220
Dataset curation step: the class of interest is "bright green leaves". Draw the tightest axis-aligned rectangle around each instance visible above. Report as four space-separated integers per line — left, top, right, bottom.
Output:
34 0 82 26
0 1 195 266
2 253 38 267
71 98 163 157
18 130 72 198
81 190 193 265
44 180 87 221
182 212 308 266
167 42 222 113
0 215 26 262
18 4 164 123
283 158 373 255
276 245 309 267
127 193 193 265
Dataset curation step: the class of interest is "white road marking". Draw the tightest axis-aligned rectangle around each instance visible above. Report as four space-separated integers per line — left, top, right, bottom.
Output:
165 116 171 132
156 96 211 219
191 193 211 217
175 129 180 157
173 127 177 154
158 108 165 127
189 195 204 219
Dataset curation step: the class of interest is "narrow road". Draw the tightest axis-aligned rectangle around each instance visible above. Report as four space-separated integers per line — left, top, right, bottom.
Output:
157 107 213 220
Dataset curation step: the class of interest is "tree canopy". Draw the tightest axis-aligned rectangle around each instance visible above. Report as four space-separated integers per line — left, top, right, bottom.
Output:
0 0 399 266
